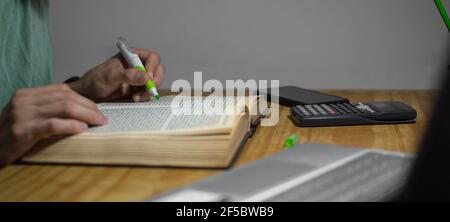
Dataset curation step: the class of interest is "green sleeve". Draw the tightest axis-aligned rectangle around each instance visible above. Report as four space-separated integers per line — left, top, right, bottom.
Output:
0 0 53 110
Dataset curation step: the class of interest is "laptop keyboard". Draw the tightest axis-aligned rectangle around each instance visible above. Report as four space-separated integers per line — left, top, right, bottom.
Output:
268 152 412 202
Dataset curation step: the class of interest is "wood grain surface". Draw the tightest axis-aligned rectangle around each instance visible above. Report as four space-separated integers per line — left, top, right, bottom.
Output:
0 90 436 201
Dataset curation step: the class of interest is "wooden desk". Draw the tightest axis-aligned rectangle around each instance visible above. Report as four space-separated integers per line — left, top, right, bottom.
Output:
0 90 436 201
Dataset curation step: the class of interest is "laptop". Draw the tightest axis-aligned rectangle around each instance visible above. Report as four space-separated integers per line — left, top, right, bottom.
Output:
151 49 450 202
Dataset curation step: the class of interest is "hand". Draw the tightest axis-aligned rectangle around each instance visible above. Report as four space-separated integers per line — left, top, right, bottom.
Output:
69 48 164 102
0 84 107 165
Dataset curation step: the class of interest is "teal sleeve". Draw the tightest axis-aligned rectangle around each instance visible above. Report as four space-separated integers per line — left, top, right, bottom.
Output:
0 0 53 110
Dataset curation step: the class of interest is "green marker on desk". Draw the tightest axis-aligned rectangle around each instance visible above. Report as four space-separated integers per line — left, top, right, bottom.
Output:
283 134 299 149
117 37 160 100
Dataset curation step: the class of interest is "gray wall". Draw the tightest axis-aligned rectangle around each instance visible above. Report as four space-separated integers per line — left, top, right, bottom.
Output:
50 0 449 89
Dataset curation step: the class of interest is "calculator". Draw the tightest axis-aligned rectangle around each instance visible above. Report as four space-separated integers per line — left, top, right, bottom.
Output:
290 101 417 127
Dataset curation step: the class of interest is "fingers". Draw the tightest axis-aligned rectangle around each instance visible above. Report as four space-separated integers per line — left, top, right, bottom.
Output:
9 84 100 120
130 63 164 102
12 83 107 128
125 69 152 86
103 83 132 102
153 64 165 88
131 87 151 102
32 118 89 138
111 65 162 102
106 68 151 87
12 84 71 98
29 87 99 111
39 100 107 126
78 48 163 103
1 84 110 164
133 48 160 79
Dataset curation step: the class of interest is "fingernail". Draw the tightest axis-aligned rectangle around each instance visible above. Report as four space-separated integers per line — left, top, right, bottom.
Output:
79 123 88 131
100 114 108 124
136 73 144 81
134 94 141 102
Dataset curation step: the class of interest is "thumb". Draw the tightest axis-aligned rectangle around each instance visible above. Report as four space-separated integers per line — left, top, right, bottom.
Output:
108 68 150 86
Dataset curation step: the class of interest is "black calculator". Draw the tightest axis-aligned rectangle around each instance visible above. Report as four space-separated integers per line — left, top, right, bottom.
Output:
290 101 417 127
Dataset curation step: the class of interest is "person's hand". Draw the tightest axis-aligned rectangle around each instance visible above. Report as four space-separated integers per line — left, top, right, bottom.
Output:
68 48 164 102
0 84 107 165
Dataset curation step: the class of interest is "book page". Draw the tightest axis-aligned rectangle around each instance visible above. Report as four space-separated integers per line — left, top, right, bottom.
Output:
97 96 177 108
87 96 241 134
97 96 240 109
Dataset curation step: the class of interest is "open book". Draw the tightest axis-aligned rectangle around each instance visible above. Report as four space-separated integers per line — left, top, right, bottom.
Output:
22 96 264 168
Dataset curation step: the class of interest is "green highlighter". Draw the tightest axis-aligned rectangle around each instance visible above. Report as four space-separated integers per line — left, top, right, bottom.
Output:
435 0 450 32
136 65 160 100
283 134 299 149
117 37 160 100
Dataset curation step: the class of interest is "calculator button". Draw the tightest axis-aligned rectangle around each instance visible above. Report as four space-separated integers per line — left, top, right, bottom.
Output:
330 104 345 114
313 105 326 115
298 106 311 116
295 106 302 113
321 104 337 115
338 104 350 113
344 103 359 113
305 105 319 116
292 107 304 117
297 106 309 116
354 108 362 113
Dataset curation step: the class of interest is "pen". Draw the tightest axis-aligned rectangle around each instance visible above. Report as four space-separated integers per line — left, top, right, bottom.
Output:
116 37 160 100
